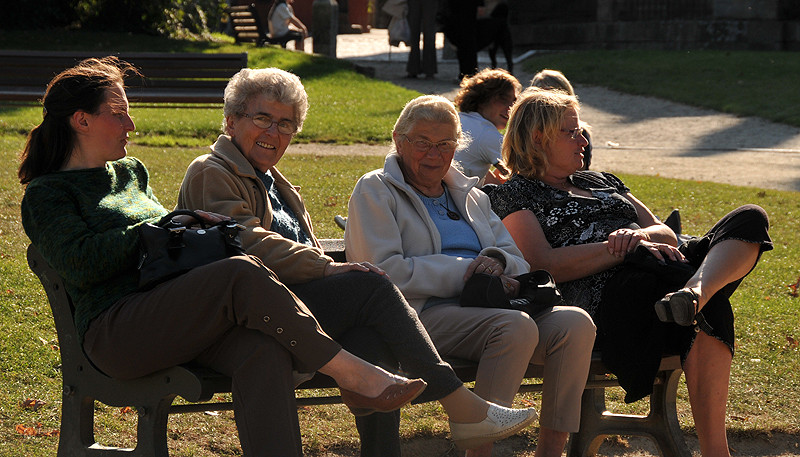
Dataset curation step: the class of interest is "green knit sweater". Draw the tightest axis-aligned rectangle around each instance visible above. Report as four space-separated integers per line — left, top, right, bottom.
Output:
21 157 167 341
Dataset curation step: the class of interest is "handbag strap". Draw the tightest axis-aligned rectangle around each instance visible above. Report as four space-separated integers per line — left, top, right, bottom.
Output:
157 209 208 228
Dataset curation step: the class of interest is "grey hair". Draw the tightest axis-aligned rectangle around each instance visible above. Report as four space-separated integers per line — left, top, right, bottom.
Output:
222 67 309 135
391 95 466 151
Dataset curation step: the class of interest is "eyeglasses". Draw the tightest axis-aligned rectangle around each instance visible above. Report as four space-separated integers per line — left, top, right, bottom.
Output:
402 135 458 154
241 112 298 135
560 127 583 140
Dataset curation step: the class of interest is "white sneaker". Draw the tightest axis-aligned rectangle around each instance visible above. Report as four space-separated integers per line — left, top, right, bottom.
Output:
449 403 538 449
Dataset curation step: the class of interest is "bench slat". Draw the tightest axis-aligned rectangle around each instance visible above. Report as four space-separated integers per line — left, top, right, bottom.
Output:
0 50 247 104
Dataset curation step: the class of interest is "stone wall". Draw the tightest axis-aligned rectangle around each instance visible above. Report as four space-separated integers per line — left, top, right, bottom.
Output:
508 0 800 50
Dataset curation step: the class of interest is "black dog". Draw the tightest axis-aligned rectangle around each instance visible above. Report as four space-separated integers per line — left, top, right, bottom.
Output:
475 4 513 74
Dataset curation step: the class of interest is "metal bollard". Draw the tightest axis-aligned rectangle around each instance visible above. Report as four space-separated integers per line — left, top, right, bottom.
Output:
312 0 339 58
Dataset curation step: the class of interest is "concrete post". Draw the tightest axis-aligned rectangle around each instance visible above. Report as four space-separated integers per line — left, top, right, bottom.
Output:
313 0 339 57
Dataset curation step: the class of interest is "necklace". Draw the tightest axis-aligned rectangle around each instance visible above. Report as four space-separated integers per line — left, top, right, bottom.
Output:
408 180 461 221
545 176 572 192
440 183 461 221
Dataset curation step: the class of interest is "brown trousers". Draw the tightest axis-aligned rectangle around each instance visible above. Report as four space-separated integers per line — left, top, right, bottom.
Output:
83 255 340 457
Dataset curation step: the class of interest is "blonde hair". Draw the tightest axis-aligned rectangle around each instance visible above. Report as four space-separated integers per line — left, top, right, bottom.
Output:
223 67 308 135
530 69 575 96
502 88 580 179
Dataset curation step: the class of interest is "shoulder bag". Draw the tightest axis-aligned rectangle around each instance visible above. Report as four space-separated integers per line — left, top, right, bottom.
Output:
137 209 245 290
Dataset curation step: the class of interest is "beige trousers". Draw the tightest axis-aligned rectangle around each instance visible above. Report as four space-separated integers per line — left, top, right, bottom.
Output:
419 303 596 432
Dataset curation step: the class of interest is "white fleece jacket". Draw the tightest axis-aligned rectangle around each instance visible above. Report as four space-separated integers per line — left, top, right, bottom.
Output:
345 152 529 313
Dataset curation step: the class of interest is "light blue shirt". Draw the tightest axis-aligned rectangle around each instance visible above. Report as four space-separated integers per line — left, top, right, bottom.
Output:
417 185 481 310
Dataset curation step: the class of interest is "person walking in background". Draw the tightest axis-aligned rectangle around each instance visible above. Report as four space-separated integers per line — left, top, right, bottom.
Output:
406 0 438 79
268 0 308 52
440 0 483 81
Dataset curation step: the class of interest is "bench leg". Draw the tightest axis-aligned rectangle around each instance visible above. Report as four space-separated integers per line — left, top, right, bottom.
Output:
644 369 691 457
56 384 178 456
566 379 611 457
134 396 178 457
566 370 691 457
57 387 99 456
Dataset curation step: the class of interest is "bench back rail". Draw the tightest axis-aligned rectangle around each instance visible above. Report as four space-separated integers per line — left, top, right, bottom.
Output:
0 50 248 104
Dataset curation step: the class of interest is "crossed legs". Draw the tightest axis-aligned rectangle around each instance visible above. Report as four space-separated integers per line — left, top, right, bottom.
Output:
681 238 761 457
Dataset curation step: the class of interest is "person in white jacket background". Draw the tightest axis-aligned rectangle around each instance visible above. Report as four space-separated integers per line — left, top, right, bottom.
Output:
345 95 596 457
268 0 308 51
454 68 521 186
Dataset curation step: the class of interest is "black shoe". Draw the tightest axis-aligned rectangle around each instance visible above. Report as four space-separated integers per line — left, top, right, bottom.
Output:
664 209 682 236
655 288 698 326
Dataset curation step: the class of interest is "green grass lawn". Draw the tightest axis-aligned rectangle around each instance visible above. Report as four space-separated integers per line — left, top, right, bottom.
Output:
522 50 800 127
1 29 800 456
2 139 799 456
0 30 416 147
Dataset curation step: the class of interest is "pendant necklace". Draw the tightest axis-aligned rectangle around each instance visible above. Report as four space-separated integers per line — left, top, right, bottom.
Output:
440 183 461 220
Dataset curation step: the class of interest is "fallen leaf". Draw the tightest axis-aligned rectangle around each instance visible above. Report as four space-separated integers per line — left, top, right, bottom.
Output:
14 423 59 437
787 336 798 348
120 406 133 414
19 398 46 411
788 276 800 297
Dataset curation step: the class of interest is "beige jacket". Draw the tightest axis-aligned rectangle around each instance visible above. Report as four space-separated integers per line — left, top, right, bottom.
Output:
177 135 331 284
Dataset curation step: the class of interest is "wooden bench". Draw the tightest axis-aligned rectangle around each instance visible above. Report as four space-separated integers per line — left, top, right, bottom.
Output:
0 50 248 104
27 243 690 457
227 3 293 48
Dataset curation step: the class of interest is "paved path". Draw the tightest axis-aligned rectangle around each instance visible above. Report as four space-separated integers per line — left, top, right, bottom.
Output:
306 29 800 192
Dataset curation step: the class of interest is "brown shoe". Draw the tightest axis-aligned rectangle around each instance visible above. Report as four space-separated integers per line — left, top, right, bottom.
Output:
340 378 427 416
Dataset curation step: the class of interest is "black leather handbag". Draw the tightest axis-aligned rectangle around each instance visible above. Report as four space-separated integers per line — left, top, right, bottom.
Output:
137 210 245 290
459 270 563 316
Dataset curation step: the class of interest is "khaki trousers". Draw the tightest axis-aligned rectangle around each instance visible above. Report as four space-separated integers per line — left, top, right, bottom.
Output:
420 303 596 432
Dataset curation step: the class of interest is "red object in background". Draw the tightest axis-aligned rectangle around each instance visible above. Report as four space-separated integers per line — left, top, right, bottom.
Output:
349 0 371 30
292 0 372 32
292 0 313 30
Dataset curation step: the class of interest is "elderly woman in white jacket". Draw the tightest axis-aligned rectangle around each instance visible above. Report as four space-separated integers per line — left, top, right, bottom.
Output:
346 95 597 457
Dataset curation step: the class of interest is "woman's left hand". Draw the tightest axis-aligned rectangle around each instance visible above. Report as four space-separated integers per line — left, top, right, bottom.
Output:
464 255 504 281
607 228 649 257
194 210 231 224
324 261 387 277
171 210 230 226
636 240 687 263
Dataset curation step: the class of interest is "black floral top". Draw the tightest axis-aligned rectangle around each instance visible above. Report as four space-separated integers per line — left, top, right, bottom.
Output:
489 171 638 317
